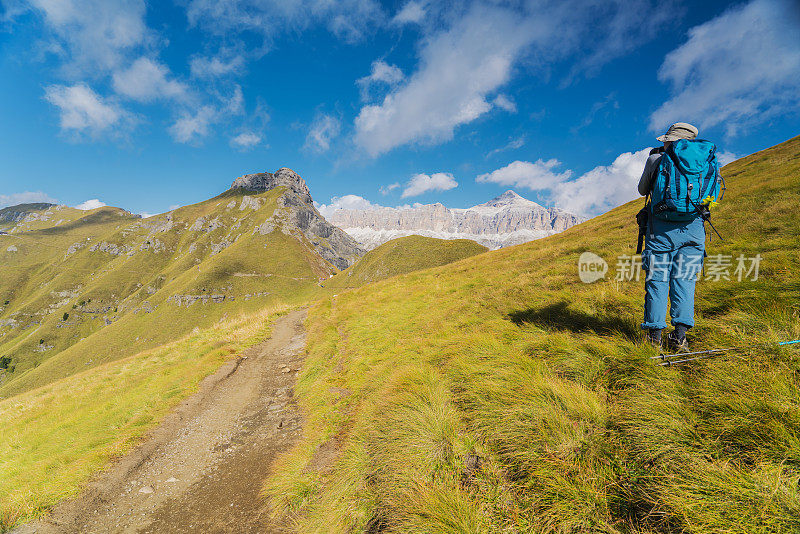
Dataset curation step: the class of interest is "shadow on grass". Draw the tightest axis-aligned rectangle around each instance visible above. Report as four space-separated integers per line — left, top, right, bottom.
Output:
508 300 639 341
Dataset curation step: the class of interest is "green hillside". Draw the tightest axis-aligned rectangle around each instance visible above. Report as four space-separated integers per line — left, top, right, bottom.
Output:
0 302 287 530
264 136 800 532
0 186 337 398
327 235 488 288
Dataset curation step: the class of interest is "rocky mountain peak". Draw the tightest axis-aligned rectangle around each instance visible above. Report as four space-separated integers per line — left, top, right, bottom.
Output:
231 167 363 269
477 190 542 210
230 167 312 203
497 190 524 201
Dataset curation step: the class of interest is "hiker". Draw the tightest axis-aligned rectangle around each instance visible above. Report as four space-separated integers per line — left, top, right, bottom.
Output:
637 122 722 351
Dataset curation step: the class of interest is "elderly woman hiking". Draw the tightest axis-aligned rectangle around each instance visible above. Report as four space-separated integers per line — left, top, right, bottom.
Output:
637 122 723 351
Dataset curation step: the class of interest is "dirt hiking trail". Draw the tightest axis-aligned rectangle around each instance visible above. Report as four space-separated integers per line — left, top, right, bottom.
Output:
24 309 307 534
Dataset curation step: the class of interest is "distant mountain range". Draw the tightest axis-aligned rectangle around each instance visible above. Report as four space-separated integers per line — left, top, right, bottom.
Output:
325 190 584 250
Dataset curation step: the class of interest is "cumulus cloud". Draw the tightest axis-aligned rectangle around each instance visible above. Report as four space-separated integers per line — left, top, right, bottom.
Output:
486 136 526 159
392 1 427 25
354 4 532 156
716 150 739 167
44 83 134 139
477 148 652 216
164 84 245 145
550 149 651 215
112 57 188 102
650 0 800 136
380 182 401 195
0 191 59 209
477 160 573 190
305 113 341 153
169 106 216 144
354 1 675 156
185 0 384 44
316 194 385 218
402 172 458 198
190 49 246 79
357 60 404 100
492 94 517 113
75 198 107 210
230 131 262 150
16 0 151 75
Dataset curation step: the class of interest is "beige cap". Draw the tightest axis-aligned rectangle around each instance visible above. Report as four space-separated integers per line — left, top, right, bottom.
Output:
656 122 699 142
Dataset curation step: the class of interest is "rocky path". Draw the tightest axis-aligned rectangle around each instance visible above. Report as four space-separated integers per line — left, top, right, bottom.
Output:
25 309 307 534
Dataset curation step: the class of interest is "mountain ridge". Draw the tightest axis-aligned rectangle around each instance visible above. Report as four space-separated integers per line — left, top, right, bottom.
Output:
0 168 363 397
326 189 584 250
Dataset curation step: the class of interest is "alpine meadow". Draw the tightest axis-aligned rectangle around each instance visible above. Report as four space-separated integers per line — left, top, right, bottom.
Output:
2 0 800 533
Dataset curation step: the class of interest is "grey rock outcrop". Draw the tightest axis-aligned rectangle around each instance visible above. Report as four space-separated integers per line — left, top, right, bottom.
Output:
230 168 313 204
0 203 58 224
237 167 365 270
326 190 584 250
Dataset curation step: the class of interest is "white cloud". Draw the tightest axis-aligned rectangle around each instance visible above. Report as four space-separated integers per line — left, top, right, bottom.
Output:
486 136 525 159
716 150 739 167
165 85 246 144
305 113 341 153
650 0 800 136
402 172 458 198
190 49 246 79
392 1 426 25
492 94 517 113
0 191 59 209
550 149 651 216
317 194 384 218
230 131 262 150
354 1 674 157
75 199 107 210
139 211 155 218
169 106 216 144
477 160 573 190
168 204 181 211
22 0 151 75
44 83 134 139
112 57 188 103
354 4 532 156
379 182 401 195
185 0 384 44
357 60 404 100
477 148 652 216
223 85 245 115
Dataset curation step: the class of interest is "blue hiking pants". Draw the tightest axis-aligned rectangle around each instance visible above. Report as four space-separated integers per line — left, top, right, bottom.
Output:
641 216 705 330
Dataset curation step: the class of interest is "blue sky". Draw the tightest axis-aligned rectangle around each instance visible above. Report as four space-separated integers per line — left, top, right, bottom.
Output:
1 0 798 218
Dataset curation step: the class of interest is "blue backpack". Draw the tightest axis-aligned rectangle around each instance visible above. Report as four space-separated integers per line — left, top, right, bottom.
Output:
650 139 722 222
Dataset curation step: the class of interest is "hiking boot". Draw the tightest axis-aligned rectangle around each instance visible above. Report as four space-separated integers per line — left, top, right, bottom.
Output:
645 328 663 349
667 331 689 352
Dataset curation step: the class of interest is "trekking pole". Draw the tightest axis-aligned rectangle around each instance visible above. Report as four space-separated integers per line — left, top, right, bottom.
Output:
654 339 800 366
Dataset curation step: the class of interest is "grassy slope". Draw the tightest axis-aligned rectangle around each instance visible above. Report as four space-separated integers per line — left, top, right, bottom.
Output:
0 187 334 398
326 235 488 289
0 303 288 531
264 136 800 533
0 193 494 530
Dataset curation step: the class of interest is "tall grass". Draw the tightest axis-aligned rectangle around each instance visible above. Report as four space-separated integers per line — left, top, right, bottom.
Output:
264 136 800 532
